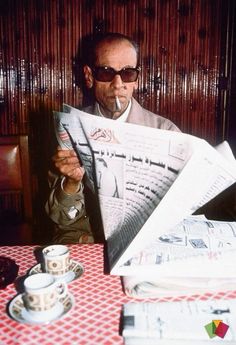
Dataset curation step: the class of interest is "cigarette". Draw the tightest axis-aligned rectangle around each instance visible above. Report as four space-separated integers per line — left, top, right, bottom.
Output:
115 96 121 111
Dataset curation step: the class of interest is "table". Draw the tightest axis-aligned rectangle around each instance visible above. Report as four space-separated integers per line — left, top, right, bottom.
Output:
0 244 236 345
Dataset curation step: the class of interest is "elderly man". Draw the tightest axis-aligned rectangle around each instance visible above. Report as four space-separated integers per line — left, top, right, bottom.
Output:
46 32 180 244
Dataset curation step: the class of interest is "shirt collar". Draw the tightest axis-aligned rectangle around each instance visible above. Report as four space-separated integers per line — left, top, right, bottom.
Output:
96 100 131 122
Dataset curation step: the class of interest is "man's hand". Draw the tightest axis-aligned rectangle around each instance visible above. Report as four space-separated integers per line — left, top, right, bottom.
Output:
52 147 85 194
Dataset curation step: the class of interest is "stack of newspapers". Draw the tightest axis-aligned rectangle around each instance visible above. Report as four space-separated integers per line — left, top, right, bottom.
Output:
122 300 236 344
54 105 236 297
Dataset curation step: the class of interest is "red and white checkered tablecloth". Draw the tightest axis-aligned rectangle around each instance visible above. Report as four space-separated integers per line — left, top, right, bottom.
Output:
0 244 236 345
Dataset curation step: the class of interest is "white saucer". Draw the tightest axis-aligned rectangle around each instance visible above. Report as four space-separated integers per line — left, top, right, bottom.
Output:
29 259 84 284
8 292 74 325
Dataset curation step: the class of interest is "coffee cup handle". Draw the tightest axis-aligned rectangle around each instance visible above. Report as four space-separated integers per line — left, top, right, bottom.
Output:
55 281 67 298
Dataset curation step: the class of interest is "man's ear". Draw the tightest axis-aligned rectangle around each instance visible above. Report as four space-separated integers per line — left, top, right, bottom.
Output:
83 65 94 88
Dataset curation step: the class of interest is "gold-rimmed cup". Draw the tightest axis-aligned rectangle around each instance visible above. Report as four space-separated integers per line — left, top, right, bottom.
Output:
42 245 70 277
22 272 67 321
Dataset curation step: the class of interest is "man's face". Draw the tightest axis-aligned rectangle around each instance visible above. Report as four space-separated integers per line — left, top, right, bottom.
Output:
84 40 138 119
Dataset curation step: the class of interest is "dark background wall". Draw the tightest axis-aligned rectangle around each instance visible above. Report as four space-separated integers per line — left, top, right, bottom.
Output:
0 0 235 242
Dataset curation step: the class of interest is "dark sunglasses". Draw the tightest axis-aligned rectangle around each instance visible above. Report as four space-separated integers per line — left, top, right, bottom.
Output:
91 66 140 83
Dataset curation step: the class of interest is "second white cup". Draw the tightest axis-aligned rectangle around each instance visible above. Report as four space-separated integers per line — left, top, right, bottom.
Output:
42 245 70 277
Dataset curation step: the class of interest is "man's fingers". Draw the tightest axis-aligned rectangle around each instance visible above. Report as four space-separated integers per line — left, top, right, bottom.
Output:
58 157 80 165
52 147 84 182
53 153 79 165
53 149 77 160
57 162 84 176
66 166 85 181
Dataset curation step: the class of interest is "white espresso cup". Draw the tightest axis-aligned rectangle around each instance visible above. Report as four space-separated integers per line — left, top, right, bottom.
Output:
23 273 67 321
42 245 70 277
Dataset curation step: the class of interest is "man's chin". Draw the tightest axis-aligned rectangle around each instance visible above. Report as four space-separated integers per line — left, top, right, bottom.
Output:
99 106 122 119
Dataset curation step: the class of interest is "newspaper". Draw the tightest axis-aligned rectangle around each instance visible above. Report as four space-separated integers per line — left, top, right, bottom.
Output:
122 300 236 344
119 215 236 276
53 105 236 276
121 215 236 298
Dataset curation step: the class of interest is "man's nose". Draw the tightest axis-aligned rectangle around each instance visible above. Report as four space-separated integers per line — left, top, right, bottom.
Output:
111 74 124 88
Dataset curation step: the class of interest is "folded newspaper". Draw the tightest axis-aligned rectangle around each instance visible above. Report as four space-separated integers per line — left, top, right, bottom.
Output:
54 105 236 296
122 214 236 298
122 300 236 344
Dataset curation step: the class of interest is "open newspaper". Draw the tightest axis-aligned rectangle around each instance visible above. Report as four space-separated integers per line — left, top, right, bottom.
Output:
53 105 236 280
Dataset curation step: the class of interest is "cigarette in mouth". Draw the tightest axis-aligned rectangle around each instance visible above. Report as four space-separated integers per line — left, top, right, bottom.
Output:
115 96 121 111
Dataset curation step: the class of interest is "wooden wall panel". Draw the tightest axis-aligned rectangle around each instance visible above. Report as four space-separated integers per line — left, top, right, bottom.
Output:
0 0 225 141
0 0 229 242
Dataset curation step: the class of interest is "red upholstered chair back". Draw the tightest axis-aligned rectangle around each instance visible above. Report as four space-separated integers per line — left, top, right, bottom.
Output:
0 136 33 244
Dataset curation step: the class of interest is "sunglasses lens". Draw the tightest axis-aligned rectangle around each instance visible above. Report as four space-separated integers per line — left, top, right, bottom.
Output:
120 68 139 82
93 67 139 82
94 67 116 82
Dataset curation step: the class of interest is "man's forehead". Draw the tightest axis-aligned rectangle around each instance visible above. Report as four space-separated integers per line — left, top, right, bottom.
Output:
95 40 137 65
97 39 136 54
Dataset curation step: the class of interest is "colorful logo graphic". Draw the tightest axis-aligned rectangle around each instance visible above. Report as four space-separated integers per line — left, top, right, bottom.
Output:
205 320 229 339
